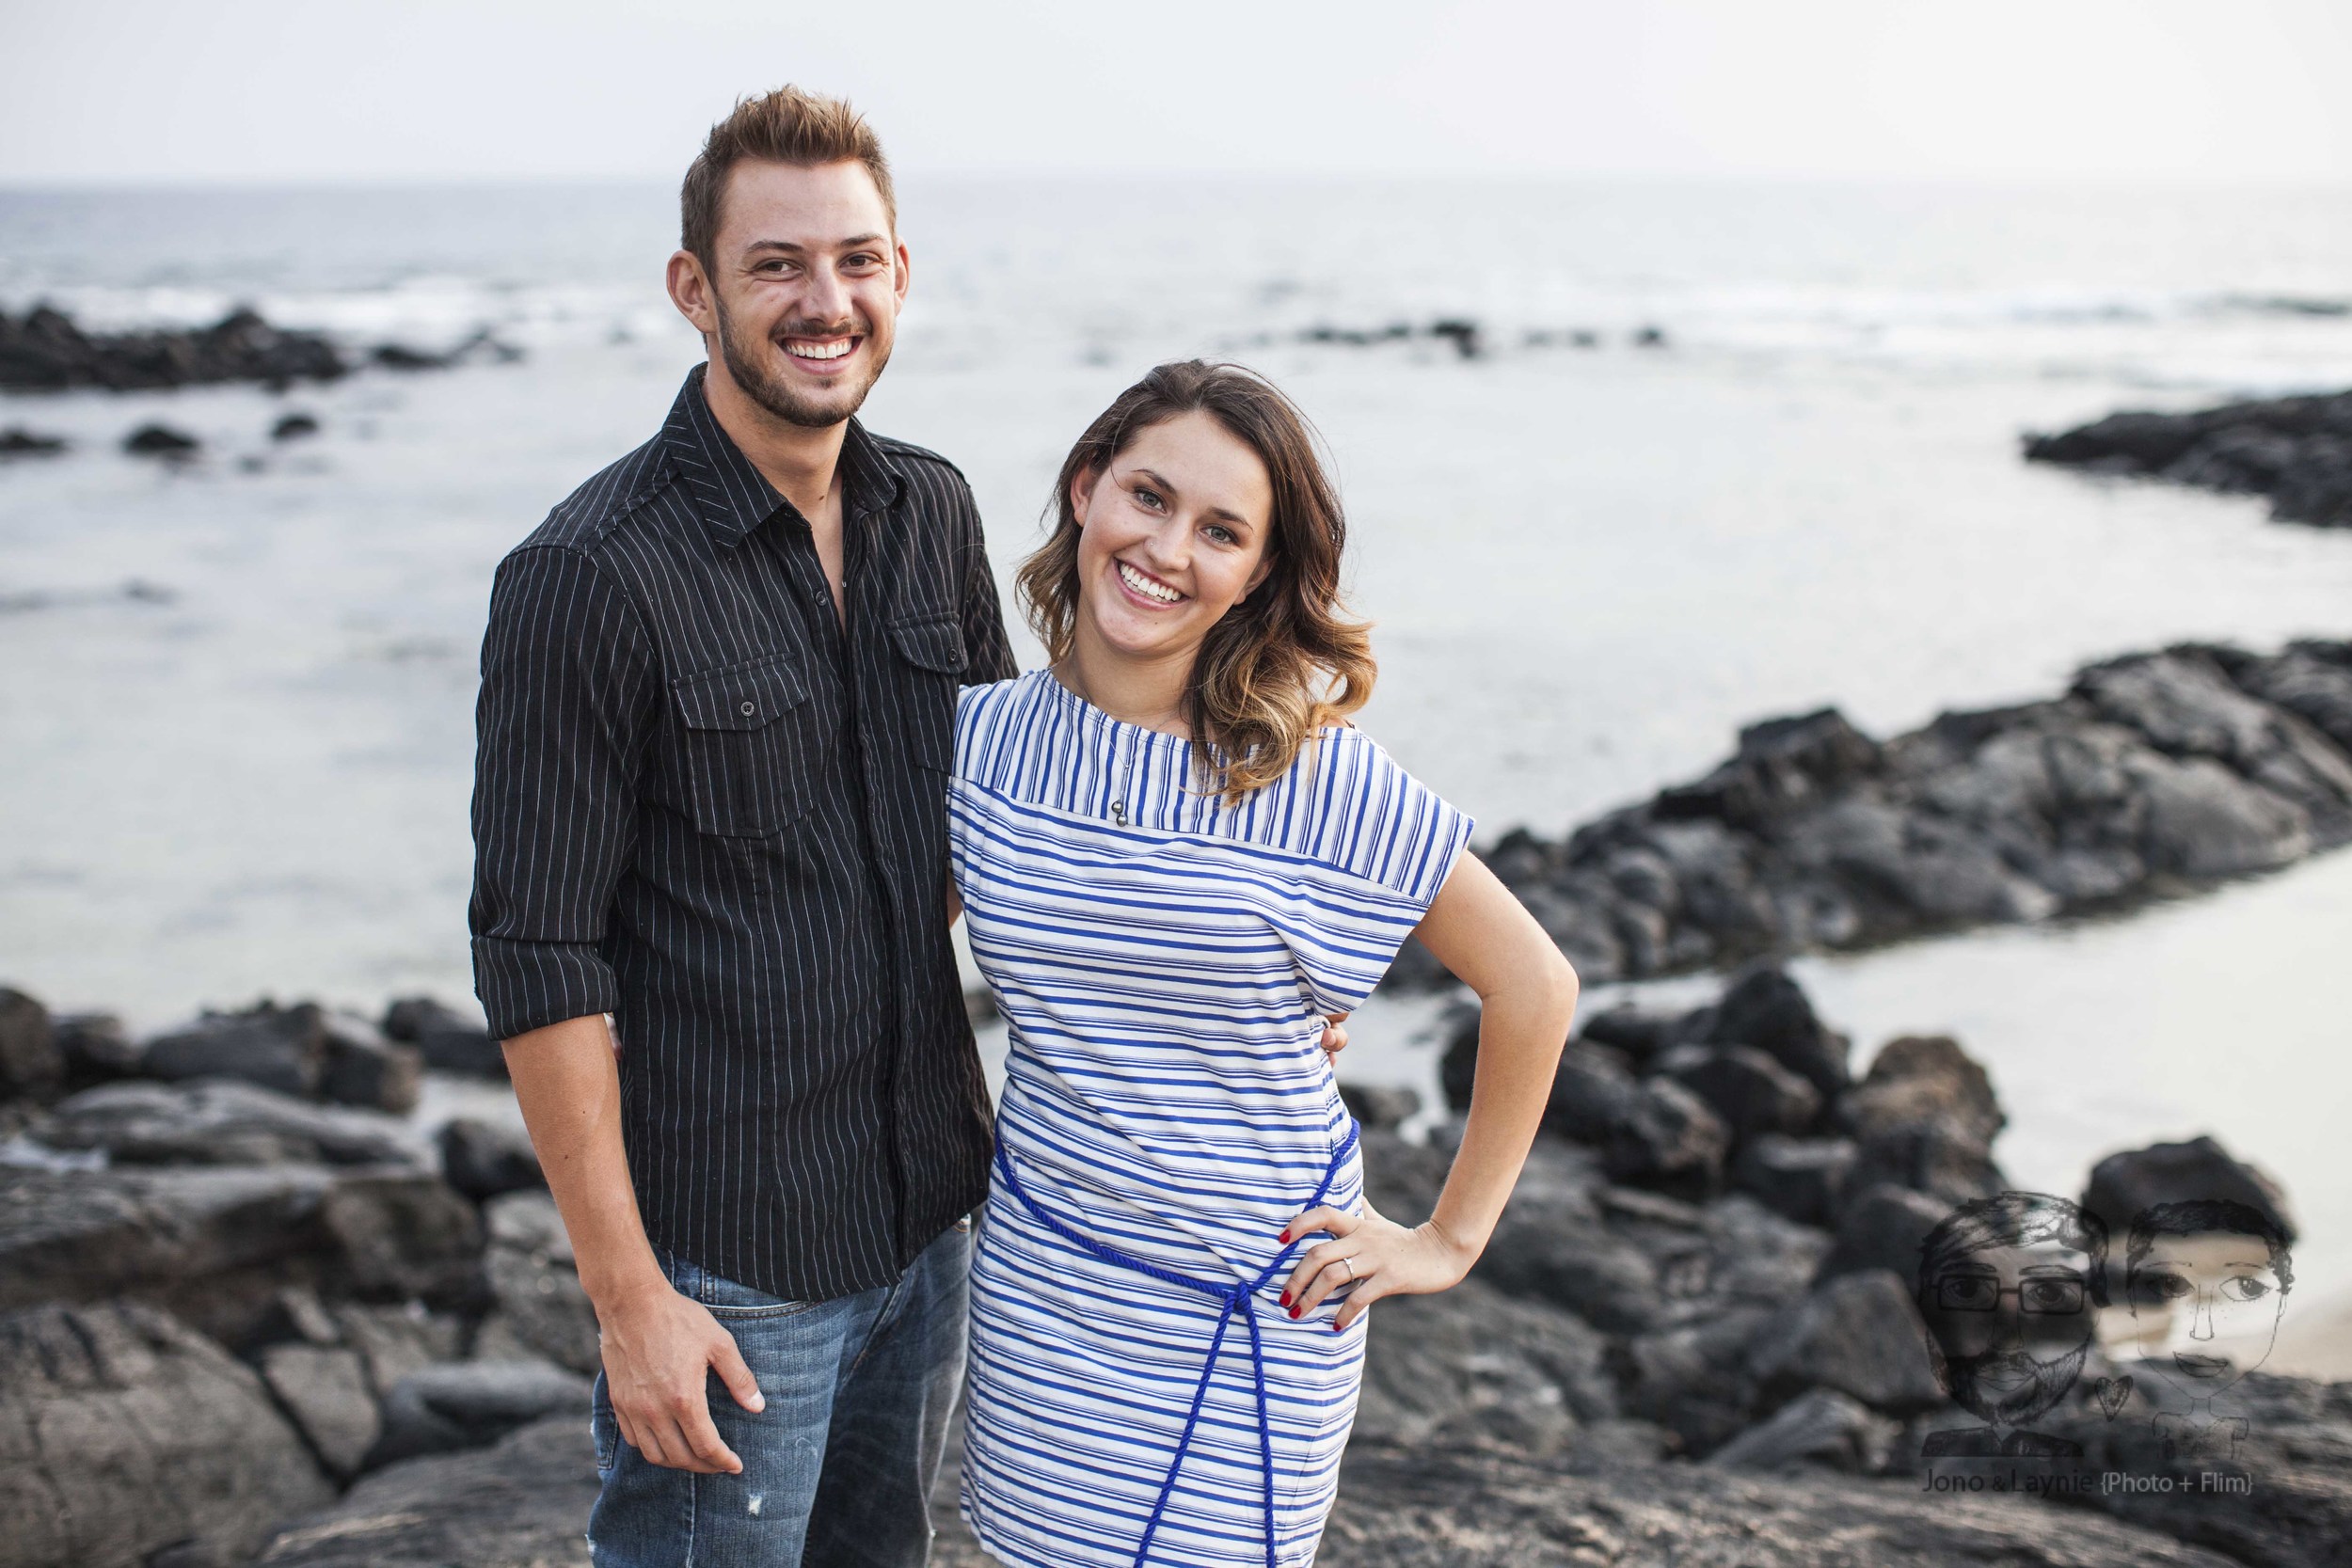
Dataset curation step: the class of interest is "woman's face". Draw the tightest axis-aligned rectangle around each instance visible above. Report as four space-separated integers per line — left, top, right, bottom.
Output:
1071 410 1275 669
2125 1231 2287 1395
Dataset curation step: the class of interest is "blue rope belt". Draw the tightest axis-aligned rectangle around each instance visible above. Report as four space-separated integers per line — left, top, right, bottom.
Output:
990 1118 1362 1568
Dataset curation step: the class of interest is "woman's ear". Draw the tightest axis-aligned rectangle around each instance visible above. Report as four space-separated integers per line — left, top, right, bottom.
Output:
1069 464 1102 524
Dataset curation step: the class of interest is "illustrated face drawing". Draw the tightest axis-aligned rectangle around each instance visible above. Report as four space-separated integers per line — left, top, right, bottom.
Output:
2125 1201 2291 1400
1917 1194 2105 1433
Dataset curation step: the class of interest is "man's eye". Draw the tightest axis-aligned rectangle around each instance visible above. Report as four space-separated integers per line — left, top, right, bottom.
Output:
2220 1275 2271 1302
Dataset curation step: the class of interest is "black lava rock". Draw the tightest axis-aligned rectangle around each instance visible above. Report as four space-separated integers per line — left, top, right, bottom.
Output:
382 995 506 1079
123 421 201 457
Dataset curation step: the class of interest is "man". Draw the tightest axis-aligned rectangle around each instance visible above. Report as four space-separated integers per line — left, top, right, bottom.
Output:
470 87 1013 1566
1914 1191 2106 1459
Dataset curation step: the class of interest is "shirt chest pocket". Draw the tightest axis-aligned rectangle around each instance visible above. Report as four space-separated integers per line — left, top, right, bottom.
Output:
670 652 817 838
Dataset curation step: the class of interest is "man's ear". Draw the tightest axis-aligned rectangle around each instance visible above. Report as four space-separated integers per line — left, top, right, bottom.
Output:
894 235 913 312
666 249 717 339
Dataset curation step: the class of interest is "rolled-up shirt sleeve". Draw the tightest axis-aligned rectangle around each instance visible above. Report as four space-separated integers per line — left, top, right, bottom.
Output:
469 545 657 1039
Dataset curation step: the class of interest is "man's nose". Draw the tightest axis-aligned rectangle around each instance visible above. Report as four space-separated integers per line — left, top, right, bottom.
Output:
799 266 853 328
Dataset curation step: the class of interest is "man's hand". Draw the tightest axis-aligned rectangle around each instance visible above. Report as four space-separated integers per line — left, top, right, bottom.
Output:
1320 1011 1351 1058
596 1278 765 1473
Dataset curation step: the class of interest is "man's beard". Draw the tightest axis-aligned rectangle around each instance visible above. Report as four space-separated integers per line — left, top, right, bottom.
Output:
711 295 891 430
1947 1341 2090 1429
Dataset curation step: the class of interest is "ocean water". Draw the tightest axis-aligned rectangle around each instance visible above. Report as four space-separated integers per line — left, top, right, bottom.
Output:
4 179 2350 1332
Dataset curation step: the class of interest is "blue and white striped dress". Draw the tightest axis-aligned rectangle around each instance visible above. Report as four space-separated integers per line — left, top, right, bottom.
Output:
949 671 1471 1568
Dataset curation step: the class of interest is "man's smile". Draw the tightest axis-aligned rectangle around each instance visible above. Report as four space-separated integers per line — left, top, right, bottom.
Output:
784 334 861 368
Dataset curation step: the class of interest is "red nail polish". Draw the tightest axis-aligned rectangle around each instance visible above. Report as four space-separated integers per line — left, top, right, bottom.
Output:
1289 1306 1301 1320
1278 1291 1290 1307
1277 1230 1290 1243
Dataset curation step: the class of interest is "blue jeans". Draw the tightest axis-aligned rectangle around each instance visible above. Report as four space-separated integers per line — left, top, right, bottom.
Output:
587 1220 970 1568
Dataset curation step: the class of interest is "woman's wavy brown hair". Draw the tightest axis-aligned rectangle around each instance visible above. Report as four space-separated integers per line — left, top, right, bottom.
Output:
1015 360 1375 803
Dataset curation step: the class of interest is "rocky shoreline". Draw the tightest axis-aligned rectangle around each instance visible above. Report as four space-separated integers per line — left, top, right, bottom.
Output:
2 972 2342 1568
1387 639 2352 991
0 304 518 395
2025 390 2352 531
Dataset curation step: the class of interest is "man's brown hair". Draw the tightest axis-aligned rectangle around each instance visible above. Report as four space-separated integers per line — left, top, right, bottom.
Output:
680 86 897 271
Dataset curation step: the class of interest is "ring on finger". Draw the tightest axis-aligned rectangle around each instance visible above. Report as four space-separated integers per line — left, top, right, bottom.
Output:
1336 1257 1355 1282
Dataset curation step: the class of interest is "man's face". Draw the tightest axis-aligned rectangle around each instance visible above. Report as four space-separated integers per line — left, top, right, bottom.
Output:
1919 1239 2097 1429
2126 1232 2285 1396
672 159 908 429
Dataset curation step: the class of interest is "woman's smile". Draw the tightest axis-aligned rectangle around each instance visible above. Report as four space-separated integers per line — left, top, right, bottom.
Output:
1113 558 1187 606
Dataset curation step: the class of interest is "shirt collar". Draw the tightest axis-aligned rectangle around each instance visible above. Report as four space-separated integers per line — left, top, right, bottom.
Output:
661 363 905 549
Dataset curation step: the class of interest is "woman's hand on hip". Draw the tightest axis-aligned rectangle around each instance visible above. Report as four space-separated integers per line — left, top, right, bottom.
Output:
1274 1201 1474 1331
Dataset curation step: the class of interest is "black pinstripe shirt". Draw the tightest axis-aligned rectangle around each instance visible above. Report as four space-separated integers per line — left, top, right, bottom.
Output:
469 366 1018 1302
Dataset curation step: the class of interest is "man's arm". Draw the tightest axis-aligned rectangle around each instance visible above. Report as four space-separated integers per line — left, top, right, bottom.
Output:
469 546 755 1474
955 483 1020 683
503 1013 761 1472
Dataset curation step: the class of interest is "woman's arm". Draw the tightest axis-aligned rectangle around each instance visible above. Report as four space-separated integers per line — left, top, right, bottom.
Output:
1279 851 1576 1328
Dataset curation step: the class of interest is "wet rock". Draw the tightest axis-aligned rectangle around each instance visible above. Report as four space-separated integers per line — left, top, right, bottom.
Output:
0 985 61 1101
255 1413 598 1568
1707 968 1852 1101
0 425 69 458
123 421 202 457
0 1300 333 1568
367 1357 588 1466
1356 1278 1615 1455
319 1011 422 1114
56 1009 140 1087
260 1343 381 1480
1337 1082 1421 1132
271 411 321 441
383 995 505 1079
1733 1134 1856 1227
2042 1370 2352 1566
1817 1181 1953 1284
1326 1440 2248 1567
331 1301 468 1397
1395 641 2352 990
367 328 523 372
2025 388 2352 529
1746 1269 1945 1415
0 1163 482 1345
1428 318 1481 359
0 303 346 392
1659 1043 1822 1141
1706 1387 1901 1474
472 1189 597 1374
40 1079 426 1167
1615 1306 1774 1452
1576 1001 1681 1065
142 1000 328 1097
1600 1076 1729 1196
1845 1034 2003 1148
438 1116 543 1201
2082 1133 2296 1244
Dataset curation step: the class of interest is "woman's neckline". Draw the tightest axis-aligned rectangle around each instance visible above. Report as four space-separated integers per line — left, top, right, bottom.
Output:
1041 666 1193 745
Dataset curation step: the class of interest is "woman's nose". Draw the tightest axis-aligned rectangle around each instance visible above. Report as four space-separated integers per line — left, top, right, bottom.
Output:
2188 1288 2217 1341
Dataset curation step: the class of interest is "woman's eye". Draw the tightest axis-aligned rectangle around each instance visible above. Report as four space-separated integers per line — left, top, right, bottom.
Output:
2134 1272 2192 1305
1203 524 1236 546
1134 486 1163 510
2220 1275 2271 1302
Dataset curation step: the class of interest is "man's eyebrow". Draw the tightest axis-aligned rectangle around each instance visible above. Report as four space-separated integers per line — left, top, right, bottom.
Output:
1133 467 1251 528
741 234 889 254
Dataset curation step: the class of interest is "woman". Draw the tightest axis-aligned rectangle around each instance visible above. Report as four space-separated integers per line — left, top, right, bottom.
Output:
948 361 1576 1568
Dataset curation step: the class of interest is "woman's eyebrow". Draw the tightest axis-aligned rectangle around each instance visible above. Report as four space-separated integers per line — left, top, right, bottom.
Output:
1134 467 1250 528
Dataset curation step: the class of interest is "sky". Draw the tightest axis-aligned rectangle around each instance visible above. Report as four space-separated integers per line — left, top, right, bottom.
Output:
4 0 2351 187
